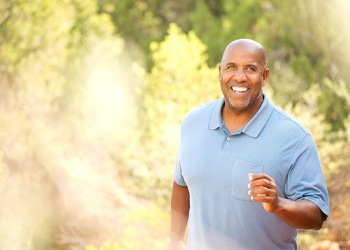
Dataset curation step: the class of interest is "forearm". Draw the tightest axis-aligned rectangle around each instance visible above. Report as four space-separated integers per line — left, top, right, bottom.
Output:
248 173 326 230
272 198 325 229
170 211 188 250
170 182 190 246
170 209 189 241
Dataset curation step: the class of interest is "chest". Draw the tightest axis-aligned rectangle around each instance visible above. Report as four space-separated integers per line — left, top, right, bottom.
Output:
179 129 295 196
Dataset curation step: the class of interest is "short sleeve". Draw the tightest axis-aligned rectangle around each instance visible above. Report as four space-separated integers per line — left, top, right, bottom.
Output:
173 119 188 187
285 134 329 218
173 157 187 186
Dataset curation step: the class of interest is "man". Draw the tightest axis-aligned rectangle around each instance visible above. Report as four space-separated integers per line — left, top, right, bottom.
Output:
170 39 329 249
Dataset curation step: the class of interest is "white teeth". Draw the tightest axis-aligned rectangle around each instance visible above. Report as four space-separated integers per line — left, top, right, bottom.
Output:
231 86 248 92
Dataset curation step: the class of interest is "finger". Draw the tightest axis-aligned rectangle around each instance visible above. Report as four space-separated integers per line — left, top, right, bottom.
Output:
248 186 276 197
249 186 267 194
248 173 274 182
250 195 275 203
248 178 275 189
248 187 277 199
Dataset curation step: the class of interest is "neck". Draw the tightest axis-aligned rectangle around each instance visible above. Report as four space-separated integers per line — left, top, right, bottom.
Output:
222 107 250 133
222 96 263 133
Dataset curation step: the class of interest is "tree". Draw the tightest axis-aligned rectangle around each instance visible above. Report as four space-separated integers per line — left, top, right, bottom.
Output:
282 83 350 246
121 23 221 201
0 0 131 249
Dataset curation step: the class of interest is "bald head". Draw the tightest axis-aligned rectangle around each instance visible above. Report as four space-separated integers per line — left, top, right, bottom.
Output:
218 38 270 116
221 39 267 67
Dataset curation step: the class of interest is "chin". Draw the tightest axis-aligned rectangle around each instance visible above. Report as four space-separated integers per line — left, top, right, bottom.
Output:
226 98 248 111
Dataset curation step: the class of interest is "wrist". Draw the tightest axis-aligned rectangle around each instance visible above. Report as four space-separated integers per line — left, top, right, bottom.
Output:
271 197 285 214
170 240 186 250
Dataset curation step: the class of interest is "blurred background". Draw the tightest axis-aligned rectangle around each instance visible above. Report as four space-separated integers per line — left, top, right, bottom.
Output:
0 0 349 249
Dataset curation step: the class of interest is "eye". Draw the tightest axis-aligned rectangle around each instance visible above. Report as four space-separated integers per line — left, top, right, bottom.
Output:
246 66 256 71
227 65 236 70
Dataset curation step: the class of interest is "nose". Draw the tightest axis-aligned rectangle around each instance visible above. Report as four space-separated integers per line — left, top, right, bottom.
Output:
233 69 247 82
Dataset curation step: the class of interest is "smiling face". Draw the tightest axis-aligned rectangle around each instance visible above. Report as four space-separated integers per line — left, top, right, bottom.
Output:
219 40 269 116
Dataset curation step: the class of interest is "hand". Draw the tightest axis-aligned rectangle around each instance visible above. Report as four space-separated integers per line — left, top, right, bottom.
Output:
248 173 279 212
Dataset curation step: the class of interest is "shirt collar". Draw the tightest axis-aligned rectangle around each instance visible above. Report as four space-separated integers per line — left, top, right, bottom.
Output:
208 97 225 130
208 94 274 138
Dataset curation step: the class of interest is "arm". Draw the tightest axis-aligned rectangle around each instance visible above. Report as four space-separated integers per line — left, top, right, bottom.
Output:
248 173 326 229
170 181 190 249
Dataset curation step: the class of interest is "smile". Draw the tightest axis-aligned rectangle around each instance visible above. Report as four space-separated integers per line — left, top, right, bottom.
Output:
231 86 248 92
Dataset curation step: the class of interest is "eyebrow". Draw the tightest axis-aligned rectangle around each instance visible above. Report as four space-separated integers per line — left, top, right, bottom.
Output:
246 64 258 68
225 62 258 68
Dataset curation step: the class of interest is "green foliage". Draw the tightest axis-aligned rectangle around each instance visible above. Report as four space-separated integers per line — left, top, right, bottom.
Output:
222 0 263 38
189 0 224 66
283 83 350 245
0 0 131 249
188 0 267 66
317 79 350 131
99 0 168 68
85 204 169 250
2 0 350 249
120 23 221 202
255 0 350 107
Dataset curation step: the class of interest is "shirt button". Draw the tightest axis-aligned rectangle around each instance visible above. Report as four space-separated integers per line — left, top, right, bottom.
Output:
226 136 231 141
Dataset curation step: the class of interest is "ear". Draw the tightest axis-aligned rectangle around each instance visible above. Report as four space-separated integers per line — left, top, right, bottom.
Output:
262 68 270 86
218 64 222 81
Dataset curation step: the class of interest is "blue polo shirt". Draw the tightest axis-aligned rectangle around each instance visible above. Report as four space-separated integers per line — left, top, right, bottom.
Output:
174 95 329 250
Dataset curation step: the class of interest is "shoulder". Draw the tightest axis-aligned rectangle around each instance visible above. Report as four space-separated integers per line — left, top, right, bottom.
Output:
270 104 310 136
181 98 222 127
